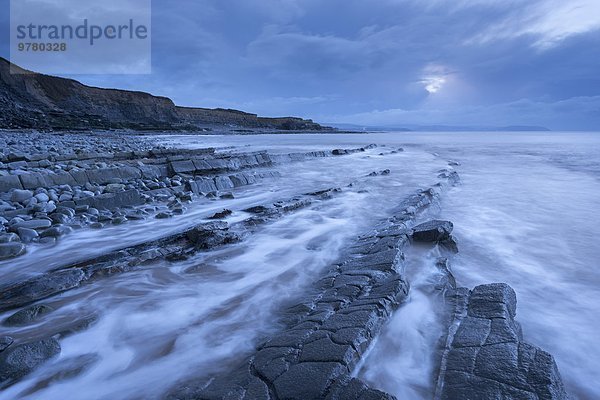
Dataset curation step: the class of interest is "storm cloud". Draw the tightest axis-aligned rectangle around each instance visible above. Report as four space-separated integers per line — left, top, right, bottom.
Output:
1 0 599 129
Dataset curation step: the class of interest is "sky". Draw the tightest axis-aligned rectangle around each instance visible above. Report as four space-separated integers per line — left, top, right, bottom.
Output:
1 0 600 130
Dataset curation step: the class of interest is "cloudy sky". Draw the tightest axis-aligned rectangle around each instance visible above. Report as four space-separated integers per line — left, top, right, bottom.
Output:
2 0 600 129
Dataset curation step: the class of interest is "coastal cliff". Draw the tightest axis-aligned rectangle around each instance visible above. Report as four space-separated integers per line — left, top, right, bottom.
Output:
0 58 330 132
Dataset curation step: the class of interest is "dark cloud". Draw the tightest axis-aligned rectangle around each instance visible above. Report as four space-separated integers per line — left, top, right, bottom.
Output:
1 0 599 129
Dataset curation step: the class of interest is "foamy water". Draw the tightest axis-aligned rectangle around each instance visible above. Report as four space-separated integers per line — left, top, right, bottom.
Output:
1 132 598 399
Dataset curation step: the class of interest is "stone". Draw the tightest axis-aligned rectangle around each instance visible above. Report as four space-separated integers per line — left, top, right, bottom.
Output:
76 189 144 210
208 209 233 219
40 225 74 238
34 192 50 202
12 219 52 230
411 220 453 242
11 189 33 203
17 227 39 243
47 172 77 186
437 284 568 400
169 160 195 174
468 283 517 319
0 175 23 192
0 269 86 312
0 336 13 352
0 338 61 387
0 233 19 243
214 176 235 190
19 172 49 190
273 362 346 400
104 183 125 193
4 304 54 326
186 223 240 249
299 337 358 368
0 242 26 260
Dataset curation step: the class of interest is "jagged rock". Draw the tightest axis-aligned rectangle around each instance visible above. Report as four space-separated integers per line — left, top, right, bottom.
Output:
4 304 54 326
0 338 61 387
436 283 568 400
411 220 453 242
0 269 86 312
208 209 233 219
186 222 240 249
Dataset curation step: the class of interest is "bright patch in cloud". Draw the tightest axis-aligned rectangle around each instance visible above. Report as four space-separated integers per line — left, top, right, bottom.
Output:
422 76 446 93
420 64 452 94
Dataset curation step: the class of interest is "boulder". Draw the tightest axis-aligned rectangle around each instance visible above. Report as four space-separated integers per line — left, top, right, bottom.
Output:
19 172 49 190
104 183 125 193
0 233 19 243
12 219 52 230
0 242 26 260
411 220 453 242
34 192 50 202
10 189 33 203
4 304 54 326
40 225 74 238
0 338 61 387
437 284 568 400
0 269 86 312
0 336 13 352
17 227 39 243
0 176 23 192
208 209 233 219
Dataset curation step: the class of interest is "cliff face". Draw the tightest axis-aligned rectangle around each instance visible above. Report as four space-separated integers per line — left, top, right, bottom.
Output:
0 58 330 131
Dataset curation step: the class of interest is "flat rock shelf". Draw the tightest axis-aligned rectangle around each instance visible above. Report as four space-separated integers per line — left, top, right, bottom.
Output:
0 131 569 400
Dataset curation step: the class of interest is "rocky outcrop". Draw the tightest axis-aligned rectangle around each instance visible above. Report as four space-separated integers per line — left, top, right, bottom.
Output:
0 338 61 388
168 174 458 400
434 283 568 400
0 130 376 261
0 57 332 131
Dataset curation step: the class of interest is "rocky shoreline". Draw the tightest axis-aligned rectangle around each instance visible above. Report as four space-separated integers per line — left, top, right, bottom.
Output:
0 130 568 399
0 130 376 263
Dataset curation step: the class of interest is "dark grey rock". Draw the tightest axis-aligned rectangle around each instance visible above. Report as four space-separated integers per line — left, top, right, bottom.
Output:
40 225 74 238
436 284 568 400
186 223 240 249
0 269 86 312
0 233 19 243
273 362 347 400
17 227 39 243
411 220 453 242
0 175 24 192
0 242 26 260
208 209 233 219
4 304 54 326
0 336 13 352
10 189 33 203
19 172 49 189
12 219 52 230
0 338 61 387
468 283 517 319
